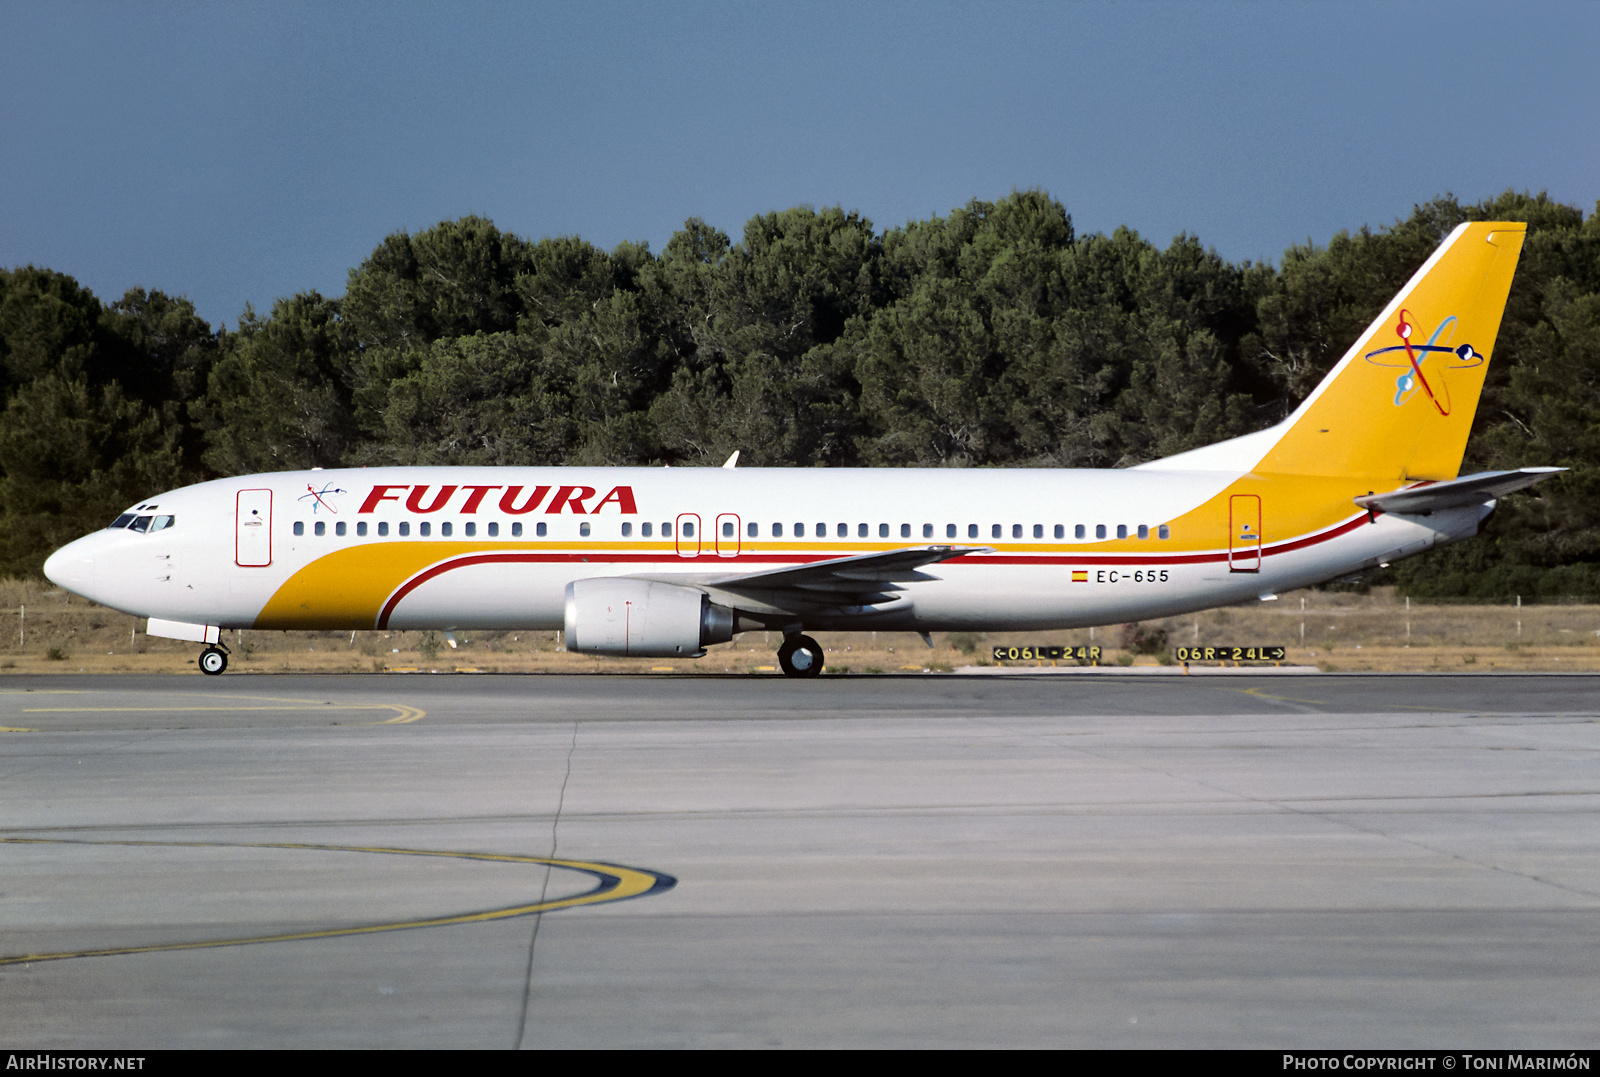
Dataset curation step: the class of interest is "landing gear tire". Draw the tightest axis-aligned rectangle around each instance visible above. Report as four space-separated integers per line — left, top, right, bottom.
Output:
777 634 824 677
199 647 228 676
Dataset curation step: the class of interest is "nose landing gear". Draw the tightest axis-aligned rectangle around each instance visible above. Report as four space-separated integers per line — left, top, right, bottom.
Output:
198 645 229 675
777 634 824 677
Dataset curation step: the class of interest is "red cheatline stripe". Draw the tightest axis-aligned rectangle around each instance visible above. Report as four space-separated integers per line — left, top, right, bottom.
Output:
374 513 1373 627
379 553 550 628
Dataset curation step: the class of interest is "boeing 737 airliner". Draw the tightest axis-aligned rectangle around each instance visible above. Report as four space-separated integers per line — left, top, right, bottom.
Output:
44 222 1556 675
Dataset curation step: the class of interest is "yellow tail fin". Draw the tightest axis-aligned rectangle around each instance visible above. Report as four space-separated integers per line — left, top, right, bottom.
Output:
1257 221 1525 481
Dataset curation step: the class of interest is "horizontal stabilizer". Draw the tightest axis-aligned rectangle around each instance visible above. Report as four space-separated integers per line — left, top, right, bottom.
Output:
1354 468 1564 515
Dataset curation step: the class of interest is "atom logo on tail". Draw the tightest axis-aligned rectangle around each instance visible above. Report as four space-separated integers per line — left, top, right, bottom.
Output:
1363 309 1484 415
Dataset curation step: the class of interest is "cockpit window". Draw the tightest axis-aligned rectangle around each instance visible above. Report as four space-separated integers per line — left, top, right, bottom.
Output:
115 513 175 533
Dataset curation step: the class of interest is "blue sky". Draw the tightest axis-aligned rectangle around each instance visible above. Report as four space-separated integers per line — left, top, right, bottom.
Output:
3 0 1596 328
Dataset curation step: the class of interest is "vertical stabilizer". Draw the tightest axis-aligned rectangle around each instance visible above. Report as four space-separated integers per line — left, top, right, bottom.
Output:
1254 221 1525 481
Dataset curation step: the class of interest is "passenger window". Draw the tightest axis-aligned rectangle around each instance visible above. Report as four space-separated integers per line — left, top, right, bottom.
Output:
399 522 410 536
723 521 734 538
857 523 868 538
336 521 346 537
1137 525 1149 540
793 523 804 537
924 524 934 539
511 522 522 537
1095 525 1106 539
879 523 889 538
420 522 431 537
901 523 911 538
442 522 453 537
773 523 784 537
1076 524 1086 539
747 521 757 538
464 522 475 537
536 522 548 537
1159 524 1170 540
1116 524 1127 539
488 521 498 537
683 521 695 537
991 524 1002 539
377 522 389 537
356 522 367 537
946 524 956 539
621 522 632 537
1054 524 1065 539
641 522 652 537
1032 524 1043 539
314 521 326 536
968 524 979 539
580 522 591 537
292 521 303 537
663 522 672 537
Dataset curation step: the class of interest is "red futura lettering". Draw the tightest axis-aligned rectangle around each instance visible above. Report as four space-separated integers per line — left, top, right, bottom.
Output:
545 486 596 514
459 485 502 513
406 485 458 513
590 485 638 513
359 486 408 513
499 485 550 514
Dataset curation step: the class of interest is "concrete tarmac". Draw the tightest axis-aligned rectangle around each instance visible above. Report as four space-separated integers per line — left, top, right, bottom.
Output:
2 672 1598 1048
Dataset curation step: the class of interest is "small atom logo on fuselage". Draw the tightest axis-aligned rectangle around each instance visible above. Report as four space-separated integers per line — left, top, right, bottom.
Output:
1363 309 1483 415
298 483 346 514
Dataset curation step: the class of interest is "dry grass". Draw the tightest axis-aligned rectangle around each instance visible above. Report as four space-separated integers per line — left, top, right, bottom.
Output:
0 579 1596 675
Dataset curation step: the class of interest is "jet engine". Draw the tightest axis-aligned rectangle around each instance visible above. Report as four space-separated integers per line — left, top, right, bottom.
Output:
563 578 734 658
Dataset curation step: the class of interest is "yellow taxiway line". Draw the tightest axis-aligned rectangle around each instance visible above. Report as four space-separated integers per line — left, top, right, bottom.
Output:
0 838 674 966
19 694 425 725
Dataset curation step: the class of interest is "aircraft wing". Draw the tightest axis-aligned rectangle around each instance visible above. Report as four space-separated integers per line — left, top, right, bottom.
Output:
634 545 991 615
714 545 988 595
1354 468 1565 515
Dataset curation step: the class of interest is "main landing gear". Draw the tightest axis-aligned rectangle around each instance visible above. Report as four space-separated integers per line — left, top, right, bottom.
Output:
777 634 824 677
198 644 229 675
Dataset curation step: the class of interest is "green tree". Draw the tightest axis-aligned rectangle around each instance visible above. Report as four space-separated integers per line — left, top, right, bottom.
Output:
195 292 356 473
0 374 181 575
651 207 880 465
376 329 579 466
0 266 107 391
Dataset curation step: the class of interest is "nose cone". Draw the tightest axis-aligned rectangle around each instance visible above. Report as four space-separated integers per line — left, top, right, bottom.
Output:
43 534 98 595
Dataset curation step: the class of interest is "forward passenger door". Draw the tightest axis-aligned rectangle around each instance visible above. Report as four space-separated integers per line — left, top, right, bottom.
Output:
236 489 273 567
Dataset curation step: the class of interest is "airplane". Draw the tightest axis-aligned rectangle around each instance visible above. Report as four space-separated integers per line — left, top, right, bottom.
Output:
43 221 1558 677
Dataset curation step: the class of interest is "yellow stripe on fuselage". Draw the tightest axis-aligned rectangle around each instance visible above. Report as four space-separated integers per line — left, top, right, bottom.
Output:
253 470 1378 630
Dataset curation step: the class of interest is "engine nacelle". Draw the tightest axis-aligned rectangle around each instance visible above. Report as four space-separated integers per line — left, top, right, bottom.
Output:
563 578 734 658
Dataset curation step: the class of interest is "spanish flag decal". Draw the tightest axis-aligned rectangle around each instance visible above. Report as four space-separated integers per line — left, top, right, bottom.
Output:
1072 570 1088 583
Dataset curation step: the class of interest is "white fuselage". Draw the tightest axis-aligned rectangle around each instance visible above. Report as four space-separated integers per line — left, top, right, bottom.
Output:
42 465 1489 635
